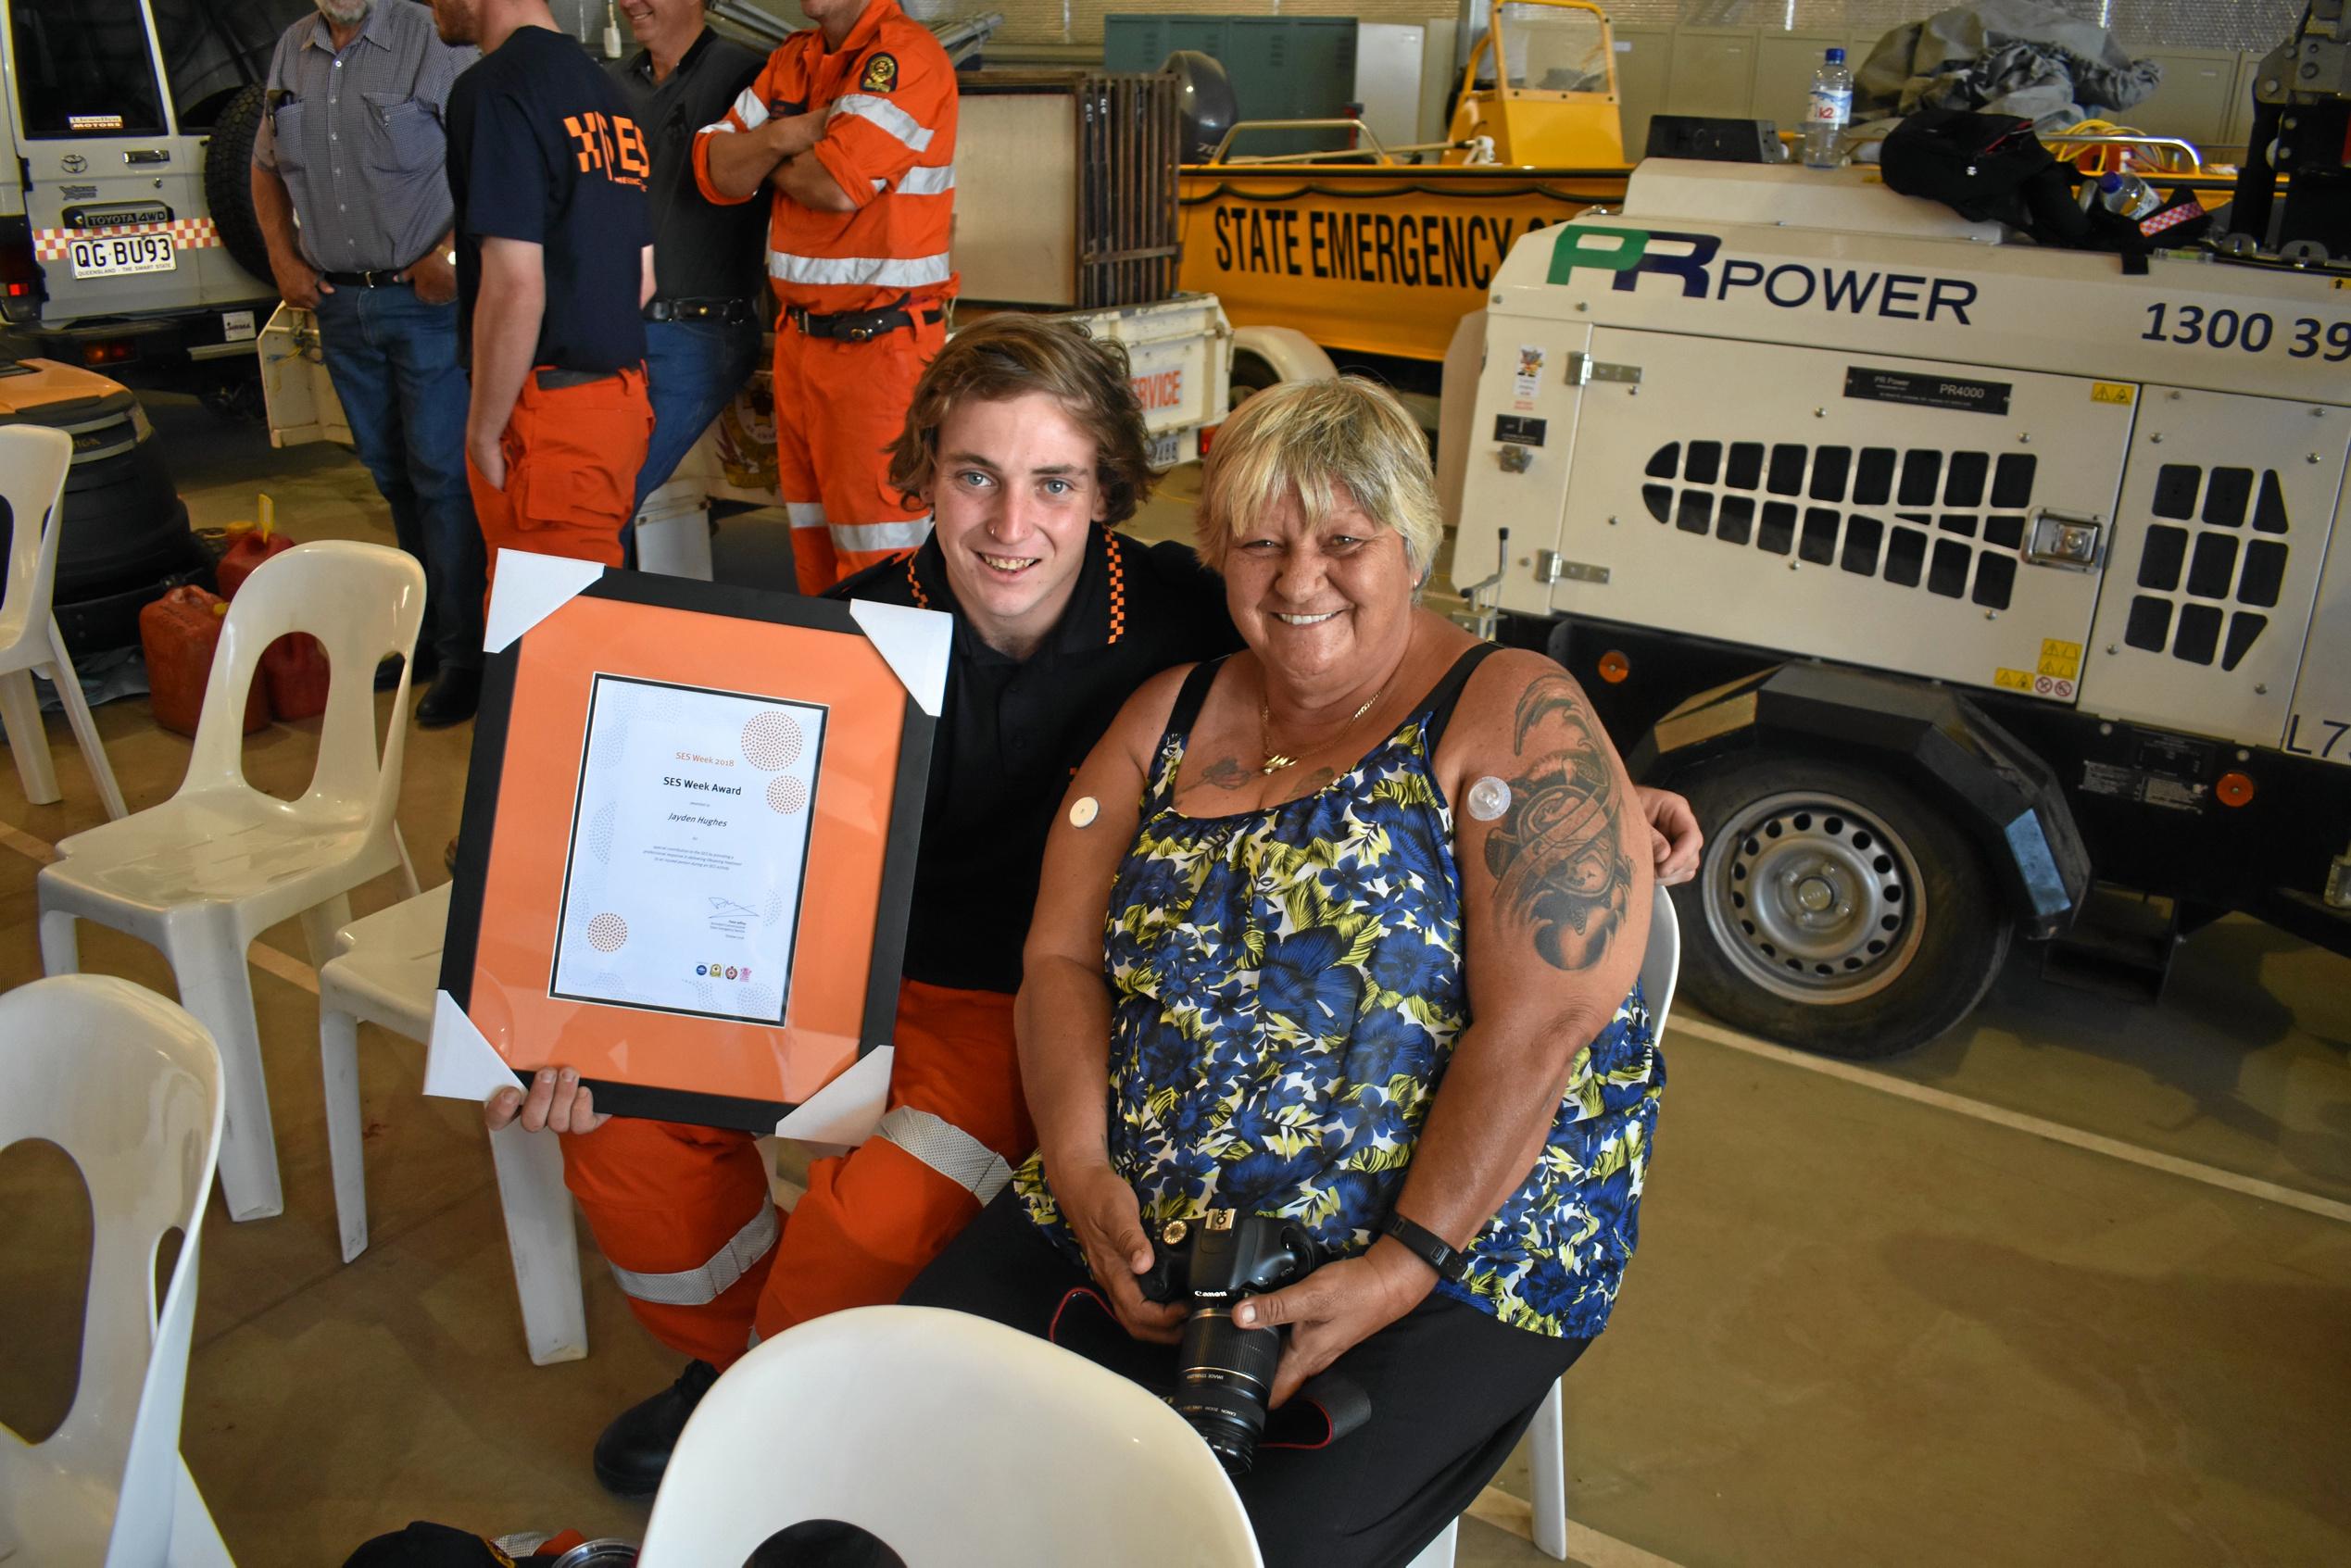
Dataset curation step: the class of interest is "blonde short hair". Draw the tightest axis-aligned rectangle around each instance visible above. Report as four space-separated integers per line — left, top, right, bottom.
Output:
1194 377 1440 583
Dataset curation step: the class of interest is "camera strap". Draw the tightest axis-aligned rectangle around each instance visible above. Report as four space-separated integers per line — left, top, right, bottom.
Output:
1261 1373 1372 1451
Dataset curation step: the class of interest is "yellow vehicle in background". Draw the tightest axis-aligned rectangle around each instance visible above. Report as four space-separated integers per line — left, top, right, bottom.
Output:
1176 0 1633 395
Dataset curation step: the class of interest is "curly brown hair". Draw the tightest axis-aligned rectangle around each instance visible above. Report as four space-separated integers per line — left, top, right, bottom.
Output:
886 314 1155 528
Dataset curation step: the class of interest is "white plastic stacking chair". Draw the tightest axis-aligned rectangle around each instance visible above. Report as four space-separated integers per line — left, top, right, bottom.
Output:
37 539 425 1223
640 1305 1263 1568
0 974 233 1567
0 423 128 819
1411 892 1681 1568
318 882 587 1364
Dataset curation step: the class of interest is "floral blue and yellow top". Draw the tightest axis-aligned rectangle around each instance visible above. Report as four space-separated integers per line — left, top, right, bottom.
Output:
1013 646 1664 1339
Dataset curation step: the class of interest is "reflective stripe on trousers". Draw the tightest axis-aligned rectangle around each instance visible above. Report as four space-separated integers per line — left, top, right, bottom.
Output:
873 1105 1013 1206
830 515 931 555
605 1198 779 1307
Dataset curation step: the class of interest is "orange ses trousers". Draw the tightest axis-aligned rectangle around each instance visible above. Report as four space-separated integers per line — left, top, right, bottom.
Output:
559 979 1034 1368
772 313 945 593
467 367 654 585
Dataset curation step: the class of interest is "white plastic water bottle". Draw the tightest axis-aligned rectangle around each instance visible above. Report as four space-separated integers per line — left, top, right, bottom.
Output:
2097 171 2161 220
1804 47 1853 169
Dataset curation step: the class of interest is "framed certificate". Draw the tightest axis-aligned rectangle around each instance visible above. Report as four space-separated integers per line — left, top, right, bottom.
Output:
432 551 949 1132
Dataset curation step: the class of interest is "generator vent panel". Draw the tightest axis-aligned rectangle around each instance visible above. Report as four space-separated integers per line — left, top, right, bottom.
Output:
2120 463 2290 671
1550 330 2129 705
1641 440 2033 611
2080 387 2350 752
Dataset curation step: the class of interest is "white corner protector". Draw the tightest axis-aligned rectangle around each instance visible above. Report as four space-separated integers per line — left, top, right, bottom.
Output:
773 1044 894 1152
484 549 607 655
848 599 951 717
425 989 522 1103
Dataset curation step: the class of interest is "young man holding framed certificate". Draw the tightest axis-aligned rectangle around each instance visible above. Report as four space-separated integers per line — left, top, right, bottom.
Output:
486 317 1238 1496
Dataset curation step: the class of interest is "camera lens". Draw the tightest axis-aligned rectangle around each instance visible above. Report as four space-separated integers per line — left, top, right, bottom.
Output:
1169 1307 1283 1474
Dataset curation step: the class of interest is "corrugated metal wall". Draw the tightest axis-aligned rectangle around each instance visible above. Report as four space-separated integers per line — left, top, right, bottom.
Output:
978 2 2300 54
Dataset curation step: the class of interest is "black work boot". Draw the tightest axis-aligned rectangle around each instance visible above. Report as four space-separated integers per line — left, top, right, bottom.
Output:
376 646 440 692
592 1358 719 1498
414 663 483 729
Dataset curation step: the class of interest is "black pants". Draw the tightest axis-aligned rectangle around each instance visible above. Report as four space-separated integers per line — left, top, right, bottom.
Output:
902 1191 1588 1568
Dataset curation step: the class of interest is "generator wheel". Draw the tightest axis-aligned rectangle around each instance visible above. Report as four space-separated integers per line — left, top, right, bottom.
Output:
1670 752 2010 1058
205 83 274 285
1228 348 1281 412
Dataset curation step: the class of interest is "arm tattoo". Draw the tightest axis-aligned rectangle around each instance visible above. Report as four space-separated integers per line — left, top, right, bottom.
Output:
1483 674 1632 972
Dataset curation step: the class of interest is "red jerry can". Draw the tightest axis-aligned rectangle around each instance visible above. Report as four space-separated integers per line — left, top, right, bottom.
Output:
215 522 295 599
140 587 267 737
217 498 330 721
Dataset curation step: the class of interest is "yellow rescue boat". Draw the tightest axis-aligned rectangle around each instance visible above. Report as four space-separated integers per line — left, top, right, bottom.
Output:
1176 0 1634 372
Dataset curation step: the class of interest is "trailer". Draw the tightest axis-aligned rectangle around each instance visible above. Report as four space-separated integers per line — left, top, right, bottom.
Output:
1449 137 2351 1054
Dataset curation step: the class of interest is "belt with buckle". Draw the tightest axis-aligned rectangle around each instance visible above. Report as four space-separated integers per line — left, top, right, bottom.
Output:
645 296 759 324
785 296 943 344
535 366 623 391
320 268 407 288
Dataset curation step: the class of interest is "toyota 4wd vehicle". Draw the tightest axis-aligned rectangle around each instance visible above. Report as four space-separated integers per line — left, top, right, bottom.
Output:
0 0 311 385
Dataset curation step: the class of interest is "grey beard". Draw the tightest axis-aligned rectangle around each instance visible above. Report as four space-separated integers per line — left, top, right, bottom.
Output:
317 0 372 25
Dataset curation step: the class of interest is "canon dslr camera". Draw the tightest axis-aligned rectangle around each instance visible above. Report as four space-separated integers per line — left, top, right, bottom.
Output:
1139 1208 1321 1474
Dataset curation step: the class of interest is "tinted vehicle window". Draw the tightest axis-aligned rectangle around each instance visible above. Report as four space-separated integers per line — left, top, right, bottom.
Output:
6 0 168 138
152 0 315 130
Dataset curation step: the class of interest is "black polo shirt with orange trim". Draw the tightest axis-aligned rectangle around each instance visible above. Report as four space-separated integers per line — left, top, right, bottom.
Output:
831 528 1238 995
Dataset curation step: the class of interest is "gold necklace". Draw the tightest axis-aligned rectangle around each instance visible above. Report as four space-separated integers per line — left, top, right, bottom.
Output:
1260 685 1384 774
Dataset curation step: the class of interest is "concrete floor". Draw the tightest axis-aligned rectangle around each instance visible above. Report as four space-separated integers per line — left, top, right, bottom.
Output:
2 395 2347 1567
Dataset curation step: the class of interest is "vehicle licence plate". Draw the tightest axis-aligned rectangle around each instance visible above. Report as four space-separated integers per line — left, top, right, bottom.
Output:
69 233 176 279
1146 429 1188 470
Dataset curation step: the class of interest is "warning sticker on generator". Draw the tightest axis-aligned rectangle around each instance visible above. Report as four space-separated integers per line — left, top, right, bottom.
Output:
1842 367 2012 416
1994 667 2073 699
2037 639 2082 680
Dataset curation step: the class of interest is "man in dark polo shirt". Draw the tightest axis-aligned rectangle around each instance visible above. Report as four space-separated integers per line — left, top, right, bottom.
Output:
250 0 485 726
610 0 769 529
488 316 1239 1496
430 0 655 577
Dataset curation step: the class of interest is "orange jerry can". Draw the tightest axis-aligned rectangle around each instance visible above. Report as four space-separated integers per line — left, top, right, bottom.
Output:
141 586 267 737
217 499 330 721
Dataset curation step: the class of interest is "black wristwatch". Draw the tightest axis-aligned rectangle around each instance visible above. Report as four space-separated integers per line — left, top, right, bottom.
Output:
1380 1210 1469 1284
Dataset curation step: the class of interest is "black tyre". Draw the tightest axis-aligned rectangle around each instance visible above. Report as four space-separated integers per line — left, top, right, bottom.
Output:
1228 349 1281 412
206 83 274 285
1670 752 2011 1059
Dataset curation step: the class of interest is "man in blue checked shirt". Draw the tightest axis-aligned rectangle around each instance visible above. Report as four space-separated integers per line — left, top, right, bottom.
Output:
251 0 486 727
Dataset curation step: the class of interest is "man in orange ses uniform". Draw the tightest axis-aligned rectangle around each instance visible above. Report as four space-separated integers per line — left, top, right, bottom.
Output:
692 0 955 591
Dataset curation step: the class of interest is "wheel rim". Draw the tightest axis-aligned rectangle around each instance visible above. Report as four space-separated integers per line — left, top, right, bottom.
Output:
1701 788 1926 1004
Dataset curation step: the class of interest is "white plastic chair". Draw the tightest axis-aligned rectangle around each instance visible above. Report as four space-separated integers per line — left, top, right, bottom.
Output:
318 882 587 1364
639 1304 1264 1568
37 539 426 1223
0 974 233 1567
0 423 128 819
1411 892 1681 1568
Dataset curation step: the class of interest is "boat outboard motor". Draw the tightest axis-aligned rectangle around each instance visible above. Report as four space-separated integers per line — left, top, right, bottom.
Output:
1164 50 1238 163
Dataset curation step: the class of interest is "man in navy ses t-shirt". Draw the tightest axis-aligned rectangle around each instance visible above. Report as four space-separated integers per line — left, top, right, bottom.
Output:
430 0 657 580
